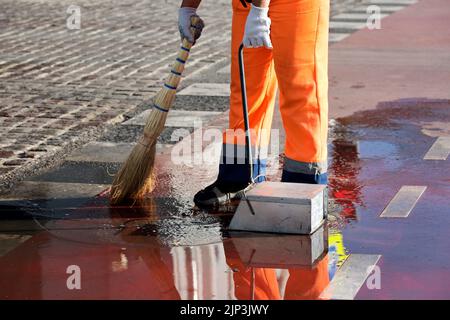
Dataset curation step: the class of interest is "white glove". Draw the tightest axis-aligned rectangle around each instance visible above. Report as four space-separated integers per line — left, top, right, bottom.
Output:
243 4 272 49
178 7 201 43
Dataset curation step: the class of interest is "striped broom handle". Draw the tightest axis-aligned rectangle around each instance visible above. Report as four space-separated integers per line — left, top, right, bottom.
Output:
161 16 200 100
162 38 192 94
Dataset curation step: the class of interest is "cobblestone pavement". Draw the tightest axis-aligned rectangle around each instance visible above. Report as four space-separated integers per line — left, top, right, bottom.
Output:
0 0 232 191
1 0 407 192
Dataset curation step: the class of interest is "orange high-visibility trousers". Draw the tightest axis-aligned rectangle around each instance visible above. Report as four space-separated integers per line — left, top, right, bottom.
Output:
284 255 330 300
223 240 281 300
217 0 329 185
223 240 329 300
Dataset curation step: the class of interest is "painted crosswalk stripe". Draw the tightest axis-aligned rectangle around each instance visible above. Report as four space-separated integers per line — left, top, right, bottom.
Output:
217 65 230 75
423 136 450 160
320 254 381 300
178 83 230 97
326 1 417 44
329 33 351 43
0 234 32 257
329 21 368 33
331 13 389 22
349 5 406 13
365 0 417 5
164 110 222 127
2 181 109 200
124 109 222 128
67 142 135 163
67 141 169 163
380 186 427 218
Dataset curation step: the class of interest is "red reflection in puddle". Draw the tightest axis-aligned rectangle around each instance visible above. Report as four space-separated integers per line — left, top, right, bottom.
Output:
328 125 363 223
2 98 450 300
0 217 330 300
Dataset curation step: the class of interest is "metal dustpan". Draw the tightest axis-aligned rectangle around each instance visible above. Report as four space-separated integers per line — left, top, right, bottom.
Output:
228 44 327 235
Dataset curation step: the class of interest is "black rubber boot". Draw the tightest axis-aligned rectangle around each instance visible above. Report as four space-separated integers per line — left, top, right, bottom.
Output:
193 180 250 208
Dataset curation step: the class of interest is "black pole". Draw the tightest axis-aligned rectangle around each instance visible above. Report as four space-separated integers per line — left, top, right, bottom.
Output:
238 44 253 184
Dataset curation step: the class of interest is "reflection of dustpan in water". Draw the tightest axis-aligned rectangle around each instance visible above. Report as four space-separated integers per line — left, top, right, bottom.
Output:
229 224 328 268
228 44 327 235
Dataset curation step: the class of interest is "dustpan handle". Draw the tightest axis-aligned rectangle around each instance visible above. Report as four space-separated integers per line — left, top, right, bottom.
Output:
238 44 254 184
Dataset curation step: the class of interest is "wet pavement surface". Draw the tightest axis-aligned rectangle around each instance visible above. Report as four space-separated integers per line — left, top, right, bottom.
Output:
1 98 449 299
329 99 450 299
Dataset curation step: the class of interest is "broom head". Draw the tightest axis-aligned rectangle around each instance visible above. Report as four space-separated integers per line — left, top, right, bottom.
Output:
109 16 202 205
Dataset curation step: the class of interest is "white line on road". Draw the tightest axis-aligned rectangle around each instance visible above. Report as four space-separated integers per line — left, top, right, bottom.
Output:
380 186 427 218
67 142 135 163
178 83 230 97
329 21 368 32
320 254 381 300
331 13 389 21
217 65 230 75
66 141 169 163
423 136 450 160
2 181 109 201
329 33 351 43
365 0 417 5
123 109 222 127
349 5 406 13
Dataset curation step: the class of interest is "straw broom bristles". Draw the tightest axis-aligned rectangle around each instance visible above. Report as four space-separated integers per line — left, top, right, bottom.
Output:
110 17 202 205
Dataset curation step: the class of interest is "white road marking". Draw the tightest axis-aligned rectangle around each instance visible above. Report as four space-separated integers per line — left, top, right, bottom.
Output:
332 13 389 21
365 0 417 5
327 1 415 39
165 110 222 127
423 136 450 160
2 181 109 200
66 141 169 163
67 142 135 163
329 33 351 43
124 109 222 127
349 5 406 13
380 186 427 218
320 254 381 300
178 83 230 97
329 21 368 32
217 65 230 75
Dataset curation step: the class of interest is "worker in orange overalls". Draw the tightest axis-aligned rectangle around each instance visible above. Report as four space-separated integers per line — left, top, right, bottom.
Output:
178 0 330 207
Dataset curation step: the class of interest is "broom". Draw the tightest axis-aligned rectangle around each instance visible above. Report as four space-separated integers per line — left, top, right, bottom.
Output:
110 16 203 205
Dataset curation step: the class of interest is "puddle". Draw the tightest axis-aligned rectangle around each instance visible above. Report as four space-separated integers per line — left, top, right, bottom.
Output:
0 196 332 299
358 140 398 159
1 98 450 299
331 99 450 299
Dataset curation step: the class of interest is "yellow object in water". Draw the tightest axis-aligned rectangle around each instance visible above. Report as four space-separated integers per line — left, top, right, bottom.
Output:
328 231 349 268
